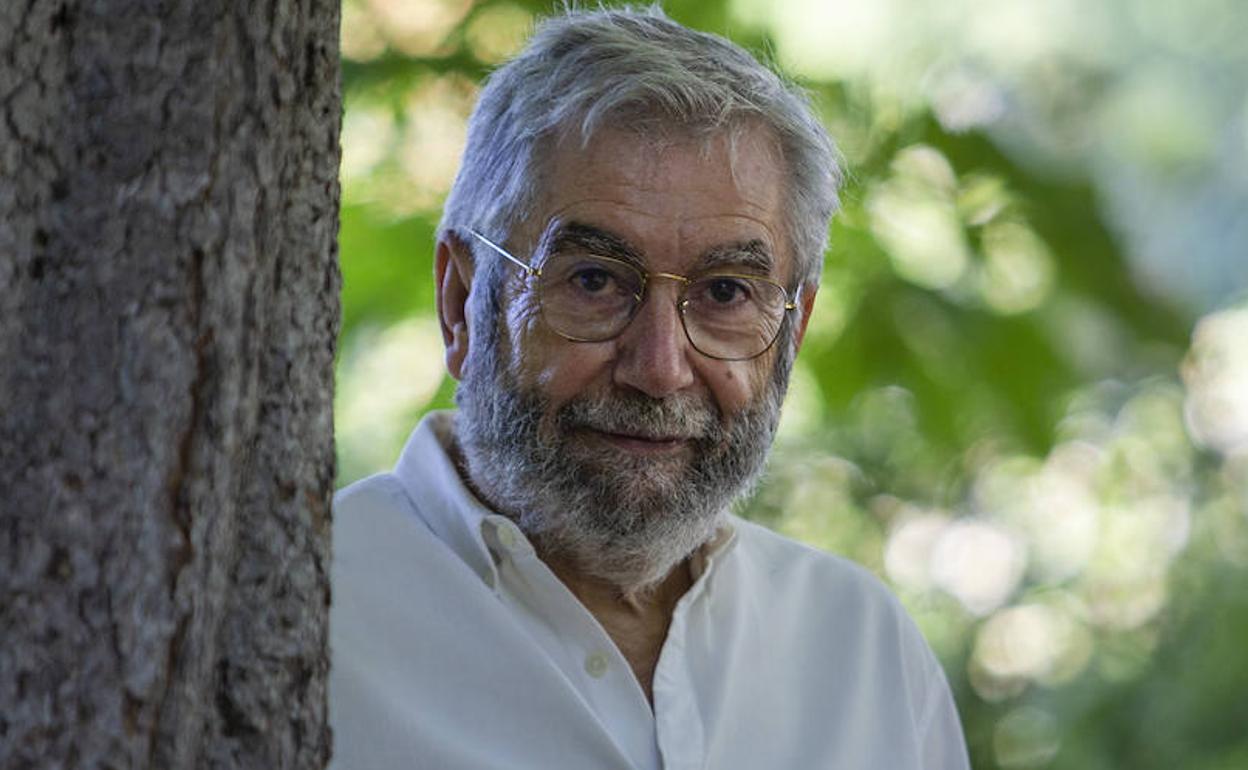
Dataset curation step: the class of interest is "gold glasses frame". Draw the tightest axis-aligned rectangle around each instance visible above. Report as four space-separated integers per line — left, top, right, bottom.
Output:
467 228 798 361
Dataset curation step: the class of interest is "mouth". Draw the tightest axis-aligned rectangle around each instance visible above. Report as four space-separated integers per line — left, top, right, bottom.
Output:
584 428 694 455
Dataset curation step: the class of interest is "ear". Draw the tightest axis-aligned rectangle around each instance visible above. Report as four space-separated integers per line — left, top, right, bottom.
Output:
436 234 474 380
792 284 818 353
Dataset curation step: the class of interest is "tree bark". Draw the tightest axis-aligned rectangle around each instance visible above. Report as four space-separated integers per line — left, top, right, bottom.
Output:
0 1 340 767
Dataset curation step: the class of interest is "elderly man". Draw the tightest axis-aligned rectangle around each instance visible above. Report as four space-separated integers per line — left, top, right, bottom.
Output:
330 7 969 769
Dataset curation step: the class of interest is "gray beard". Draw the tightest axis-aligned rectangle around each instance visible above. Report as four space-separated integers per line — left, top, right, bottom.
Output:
454 330 792 594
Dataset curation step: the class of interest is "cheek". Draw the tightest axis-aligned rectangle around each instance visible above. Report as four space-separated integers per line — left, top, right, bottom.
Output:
522 340 616 404
700 361 762 414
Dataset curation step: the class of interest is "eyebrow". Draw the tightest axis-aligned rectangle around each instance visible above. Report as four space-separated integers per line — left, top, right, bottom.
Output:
548 222 644 267
697 240 774 275
547 222 775 276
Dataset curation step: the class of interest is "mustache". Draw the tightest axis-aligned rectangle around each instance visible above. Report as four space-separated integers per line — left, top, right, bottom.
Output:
556 391 719 441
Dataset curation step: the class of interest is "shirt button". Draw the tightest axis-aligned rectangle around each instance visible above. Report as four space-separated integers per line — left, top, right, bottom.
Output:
497 524 518 549
584 651 610 679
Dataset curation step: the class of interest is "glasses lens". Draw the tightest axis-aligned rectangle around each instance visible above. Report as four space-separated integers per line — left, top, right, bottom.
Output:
683 275 788 359
539 254 644 341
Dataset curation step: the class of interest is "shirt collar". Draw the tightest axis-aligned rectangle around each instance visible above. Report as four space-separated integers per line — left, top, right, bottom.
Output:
689 523 738 581
394 411 503 588
394 410 739 589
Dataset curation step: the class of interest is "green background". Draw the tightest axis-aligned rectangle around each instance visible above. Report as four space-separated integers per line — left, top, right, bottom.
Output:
335 1 1248 767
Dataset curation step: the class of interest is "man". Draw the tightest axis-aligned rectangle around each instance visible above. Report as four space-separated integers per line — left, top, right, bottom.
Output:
330 8 970 769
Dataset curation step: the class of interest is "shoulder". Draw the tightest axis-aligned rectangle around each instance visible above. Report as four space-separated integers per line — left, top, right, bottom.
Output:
335 472 409 517
334 473 411 539
726 516 940 679
729 516 903 616
725 517 965 756
332 473 434 571
713 518 969 768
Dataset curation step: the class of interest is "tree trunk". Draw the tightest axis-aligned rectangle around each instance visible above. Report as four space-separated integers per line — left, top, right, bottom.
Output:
0 1 341 767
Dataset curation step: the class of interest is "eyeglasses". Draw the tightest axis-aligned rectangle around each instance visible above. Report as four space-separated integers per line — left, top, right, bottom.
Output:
468 229 798 361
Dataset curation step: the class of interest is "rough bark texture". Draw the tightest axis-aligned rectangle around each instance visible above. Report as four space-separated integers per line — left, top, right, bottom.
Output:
0 1 340 767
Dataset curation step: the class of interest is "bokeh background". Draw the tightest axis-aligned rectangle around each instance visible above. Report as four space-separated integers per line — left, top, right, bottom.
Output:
333 1 1248 767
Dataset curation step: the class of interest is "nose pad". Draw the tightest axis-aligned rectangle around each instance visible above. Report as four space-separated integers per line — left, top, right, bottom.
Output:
612 282 696 398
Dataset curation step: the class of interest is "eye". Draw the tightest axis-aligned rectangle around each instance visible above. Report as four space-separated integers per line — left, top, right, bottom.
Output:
572 265 613 293
548 256 641 300
704 277 751 305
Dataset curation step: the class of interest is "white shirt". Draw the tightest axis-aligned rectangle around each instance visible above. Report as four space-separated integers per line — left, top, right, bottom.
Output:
329 412 970 770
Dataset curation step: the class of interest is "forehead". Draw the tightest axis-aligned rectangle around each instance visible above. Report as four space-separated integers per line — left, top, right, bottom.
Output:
531 126 790 275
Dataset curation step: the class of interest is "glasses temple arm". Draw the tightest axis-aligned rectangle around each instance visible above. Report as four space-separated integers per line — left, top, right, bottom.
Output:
784 282 805 311
467 229 536 275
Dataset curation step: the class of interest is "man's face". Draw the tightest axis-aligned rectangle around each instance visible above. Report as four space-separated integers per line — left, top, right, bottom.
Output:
507 125 794 423
453 126 808 591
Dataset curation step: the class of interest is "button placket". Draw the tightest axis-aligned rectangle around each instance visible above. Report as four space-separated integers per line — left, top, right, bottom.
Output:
486 520 663 770
653 611 706 770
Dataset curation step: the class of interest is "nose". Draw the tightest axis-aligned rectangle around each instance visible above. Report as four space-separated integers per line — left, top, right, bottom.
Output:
612 282 696 398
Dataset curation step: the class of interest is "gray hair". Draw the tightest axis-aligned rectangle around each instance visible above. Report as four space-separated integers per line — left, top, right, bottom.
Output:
438 5 843 291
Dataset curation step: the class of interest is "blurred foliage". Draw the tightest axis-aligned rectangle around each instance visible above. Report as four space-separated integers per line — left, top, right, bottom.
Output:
334 1 1248 768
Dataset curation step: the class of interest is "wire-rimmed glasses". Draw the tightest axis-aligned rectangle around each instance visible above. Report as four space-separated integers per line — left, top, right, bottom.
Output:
468 229 797 361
